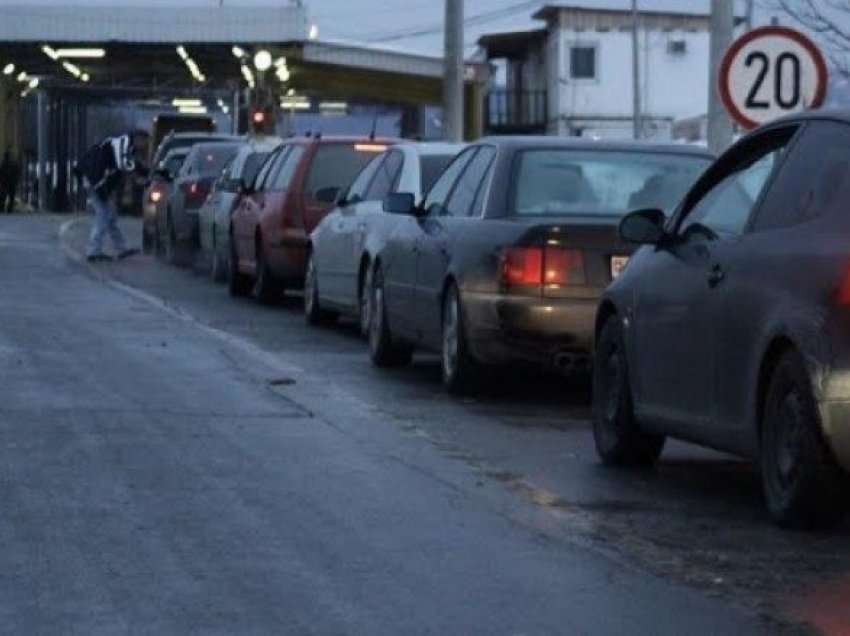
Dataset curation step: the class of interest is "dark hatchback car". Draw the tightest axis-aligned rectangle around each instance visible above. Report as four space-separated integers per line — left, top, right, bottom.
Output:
593 112 850 529
368 137 712 393
158 140 241 265
143 131 236 245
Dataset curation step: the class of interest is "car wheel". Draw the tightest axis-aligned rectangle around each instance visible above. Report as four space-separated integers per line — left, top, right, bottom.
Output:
359 264 373 337
592 316 665 467
142 226 153 254
228 236 253 298
165 214 190 267
369 266 413 368
760 350 849 529
441 284 479 395
253 238 283 305
304 252 337 325
210 232 227 283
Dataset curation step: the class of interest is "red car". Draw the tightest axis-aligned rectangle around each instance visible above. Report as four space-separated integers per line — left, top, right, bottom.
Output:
229 135 394 302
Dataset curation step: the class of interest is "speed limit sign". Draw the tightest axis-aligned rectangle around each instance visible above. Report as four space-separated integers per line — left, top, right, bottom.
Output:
719 26 828 130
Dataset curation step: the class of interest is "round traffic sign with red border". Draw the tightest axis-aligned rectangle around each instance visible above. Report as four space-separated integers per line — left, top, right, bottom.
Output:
719 26 828 130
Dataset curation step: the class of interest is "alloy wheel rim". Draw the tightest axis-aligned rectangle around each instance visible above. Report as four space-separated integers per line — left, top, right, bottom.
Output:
305 259 316 314
443 296 459 378
370 284 383 353
360 269 372 334
775 390 804 488
604 346 622 424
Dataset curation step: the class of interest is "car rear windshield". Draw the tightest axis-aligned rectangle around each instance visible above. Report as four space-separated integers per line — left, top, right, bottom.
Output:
190 145 240 176
421 155 456 194
240 152 270 184
154 136 232 166
305 144 384 197
512 149 711 217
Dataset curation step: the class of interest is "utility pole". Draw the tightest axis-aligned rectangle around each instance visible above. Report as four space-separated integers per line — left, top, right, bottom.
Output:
444 0 464 142
745 0 755 31
631 0 641 139
707 0 734 154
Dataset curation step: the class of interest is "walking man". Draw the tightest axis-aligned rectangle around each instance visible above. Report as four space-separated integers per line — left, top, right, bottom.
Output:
0 149 20 214
75 134 139 262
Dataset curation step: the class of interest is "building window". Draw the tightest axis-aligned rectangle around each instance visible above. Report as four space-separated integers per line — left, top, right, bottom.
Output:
569 45 597 80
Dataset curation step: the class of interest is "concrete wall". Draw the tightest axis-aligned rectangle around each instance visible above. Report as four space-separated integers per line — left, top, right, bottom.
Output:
555 27 711 138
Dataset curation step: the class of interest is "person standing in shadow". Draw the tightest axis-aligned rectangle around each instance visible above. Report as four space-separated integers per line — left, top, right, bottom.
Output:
0 149 20 214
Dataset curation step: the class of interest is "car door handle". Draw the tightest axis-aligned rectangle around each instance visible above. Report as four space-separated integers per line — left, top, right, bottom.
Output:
707 264 725 288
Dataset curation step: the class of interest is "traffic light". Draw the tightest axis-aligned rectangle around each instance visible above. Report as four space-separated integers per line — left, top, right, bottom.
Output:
250 105 274 134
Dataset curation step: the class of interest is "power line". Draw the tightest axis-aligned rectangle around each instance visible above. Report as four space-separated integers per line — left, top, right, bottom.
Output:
362 0 541 43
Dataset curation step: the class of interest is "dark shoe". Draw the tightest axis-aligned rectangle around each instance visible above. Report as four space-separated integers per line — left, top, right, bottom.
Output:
86 254 112 263
117 248 140 260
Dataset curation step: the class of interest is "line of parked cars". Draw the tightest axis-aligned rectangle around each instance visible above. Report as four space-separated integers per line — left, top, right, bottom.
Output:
142 112 850 530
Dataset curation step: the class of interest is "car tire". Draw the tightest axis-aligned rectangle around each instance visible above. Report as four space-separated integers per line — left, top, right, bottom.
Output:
441 283 480 395
253 238 283 305
210 233 227 283
165 213 191 268
142 227 153 254
760 350 849 529
369 266 413 368
304 252 338 325
592 316 665 467
228 237 253 298
359 263 373 337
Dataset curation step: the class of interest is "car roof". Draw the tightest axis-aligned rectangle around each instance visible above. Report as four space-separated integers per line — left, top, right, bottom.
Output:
285 135 399 145
162 147 190 158
167 132 240 141
395 142 467 156
477 135 715 158
186 141 242 154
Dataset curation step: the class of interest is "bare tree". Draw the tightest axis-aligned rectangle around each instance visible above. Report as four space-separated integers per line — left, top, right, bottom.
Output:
768 0 850 75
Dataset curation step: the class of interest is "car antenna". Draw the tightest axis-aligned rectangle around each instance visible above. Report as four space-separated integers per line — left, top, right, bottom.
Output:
369 108 378 141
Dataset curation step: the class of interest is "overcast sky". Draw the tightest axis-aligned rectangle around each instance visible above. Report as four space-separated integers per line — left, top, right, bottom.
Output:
0 0 839 56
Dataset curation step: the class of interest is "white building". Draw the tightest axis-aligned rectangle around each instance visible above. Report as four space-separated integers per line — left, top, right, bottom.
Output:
479 2 746 140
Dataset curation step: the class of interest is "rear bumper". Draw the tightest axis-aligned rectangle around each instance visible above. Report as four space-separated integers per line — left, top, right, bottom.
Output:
818 399 850 472
463 290 597 372
173 210 199 244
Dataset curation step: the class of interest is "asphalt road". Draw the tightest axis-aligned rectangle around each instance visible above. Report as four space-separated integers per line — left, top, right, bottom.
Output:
0 213 844 634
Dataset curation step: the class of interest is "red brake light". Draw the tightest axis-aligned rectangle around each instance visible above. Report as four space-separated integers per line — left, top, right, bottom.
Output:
502 247 543 286
501 246 585 288
543 246 586 286
149 189 162 203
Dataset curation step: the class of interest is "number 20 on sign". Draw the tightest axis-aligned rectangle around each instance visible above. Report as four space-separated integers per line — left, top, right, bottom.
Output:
719 26 828 130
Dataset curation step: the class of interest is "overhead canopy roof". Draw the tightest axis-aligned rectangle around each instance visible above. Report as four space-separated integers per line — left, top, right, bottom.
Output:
0 4 488 104
0 3 307 43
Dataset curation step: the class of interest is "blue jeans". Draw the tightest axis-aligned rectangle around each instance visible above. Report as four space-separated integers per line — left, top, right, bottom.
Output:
87 193 126 257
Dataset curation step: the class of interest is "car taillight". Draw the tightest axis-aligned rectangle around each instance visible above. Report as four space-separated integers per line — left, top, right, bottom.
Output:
502 247 543 286
501 246 585 288
182 181 210 205
149 189 162 203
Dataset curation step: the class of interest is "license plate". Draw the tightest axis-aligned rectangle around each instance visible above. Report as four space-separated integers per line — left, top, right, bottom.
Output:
610 255 630 279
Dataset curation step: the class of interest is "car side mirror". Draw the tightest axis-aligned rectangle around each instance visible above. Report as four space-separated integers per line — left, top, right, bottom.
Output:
619 208 666 245
383 192 416 216
315 186 341 204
